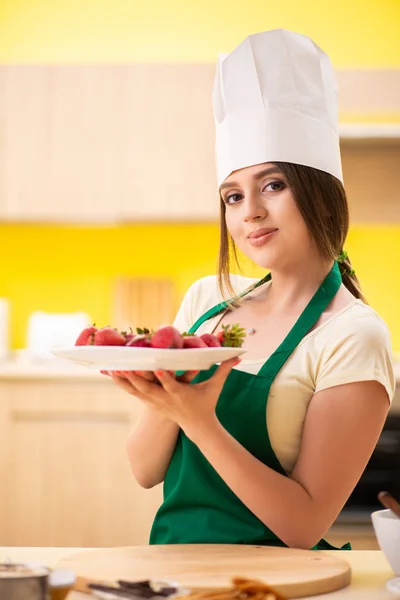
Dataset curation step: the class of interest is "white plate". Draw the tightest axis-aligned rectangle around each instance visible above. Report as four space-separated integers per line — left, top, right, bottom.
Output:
52 346 246 371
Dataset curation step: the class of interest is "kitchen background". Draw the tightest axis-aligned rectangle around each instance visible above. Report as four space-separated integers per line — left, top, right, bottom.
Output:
0 0 399 550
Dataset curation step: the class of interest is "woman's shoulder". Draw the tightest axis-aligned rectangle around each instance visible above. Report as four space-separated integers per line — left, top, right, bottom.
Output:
328 300 392 340
312 300 393 380
186 273 259 308
312 300 396 402
174 273 259 332
312 299 393 357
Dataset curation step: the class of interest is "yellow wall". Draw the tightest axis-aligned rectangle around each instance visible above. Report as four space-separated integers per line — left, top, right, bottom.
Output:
1 0 400 66
1 224 399 351
1 1 400 352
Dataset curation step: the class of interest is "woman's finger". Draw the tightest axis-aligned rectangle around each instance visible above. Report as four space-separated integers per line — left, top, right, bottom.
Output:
109 374 148 400
111 375 159 408
154 370 181 393
132 370 157 382
177 370 200 383
122 371 165 397
110 373 138 393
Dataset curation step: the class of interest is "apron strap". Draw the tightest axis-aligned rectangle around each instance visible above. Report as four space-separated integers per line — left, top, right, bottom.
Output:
257 261 342 378
187 262 342 379
187 272 271 334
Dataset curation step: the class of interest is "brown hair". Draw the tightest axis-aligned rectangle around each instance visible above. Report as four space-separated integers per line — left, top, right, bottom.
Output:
218 161 367 306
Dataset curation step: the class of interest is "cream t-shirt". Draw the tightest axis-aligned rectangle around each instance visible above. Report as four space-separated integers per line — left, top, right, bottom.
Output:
173 274 396 475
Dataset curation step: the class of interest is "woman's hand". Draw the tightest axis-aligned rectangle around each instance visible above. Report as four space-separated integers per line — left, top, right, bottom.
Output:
101 368 199 386
103 358 240 441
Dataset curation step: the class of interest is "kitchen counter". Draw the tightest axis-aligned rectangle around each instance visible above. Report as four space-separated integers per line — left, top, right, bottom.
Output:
0 546 397 599
0 353 106 380
0 352 400 384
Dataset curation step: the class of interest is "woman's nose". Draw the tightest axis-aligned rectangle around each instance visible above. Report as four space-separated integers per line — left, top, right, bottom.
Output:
243 194 267 222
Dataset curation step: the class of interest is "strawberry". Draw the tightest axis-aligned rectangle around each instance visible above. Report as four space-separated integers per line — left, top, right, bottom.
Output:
120 327 134 344
75 325 98 346
126 334 152 348
123 326 152 345
150 326 184 349
136 327 151 335
93 327 127 346
183 336 208 349
216 323 246 347
200 333 222 347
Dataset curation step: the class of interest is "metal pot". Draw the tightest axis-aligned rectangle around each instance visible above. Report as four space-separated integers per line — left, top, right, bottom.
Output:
0 563 75 600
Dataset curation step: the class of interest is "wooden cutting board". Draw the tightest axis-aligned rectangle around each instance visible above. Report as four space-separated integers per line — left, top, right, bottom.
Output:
57 544 351 599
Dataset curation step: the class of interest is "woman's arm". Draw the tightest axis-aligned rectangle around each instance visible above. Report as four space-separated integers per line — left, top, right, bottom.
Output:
123 278 200 488
189 379 389 549
126 405 180 489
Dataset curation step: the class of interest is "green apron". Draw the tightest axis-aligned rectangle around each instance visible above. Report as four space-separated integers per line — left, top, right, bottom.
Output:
150 261 351 550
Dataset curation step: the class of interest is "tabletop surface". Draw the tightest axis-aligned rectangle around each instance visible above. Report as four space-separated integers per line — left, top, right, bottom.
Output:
0 546 397 600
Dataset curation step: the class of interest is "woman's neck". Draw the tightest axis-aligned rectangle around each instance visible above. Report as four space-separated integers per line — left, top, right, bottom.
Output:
251 257 335 315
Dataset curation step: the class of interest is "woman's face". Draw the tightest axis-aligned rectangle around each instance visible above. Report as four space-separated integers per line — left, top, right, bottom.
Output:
220 162 314 271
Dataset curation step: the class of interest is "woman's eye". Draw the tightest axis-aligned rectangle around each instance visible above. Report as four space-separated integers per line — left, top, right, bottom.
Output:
264 180 285 192
224 193 242 205
223 181 285 204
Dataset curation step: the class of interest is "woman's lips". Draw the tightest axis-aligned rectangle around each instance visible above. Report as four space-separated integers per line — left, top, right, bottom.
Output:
248 229 278 247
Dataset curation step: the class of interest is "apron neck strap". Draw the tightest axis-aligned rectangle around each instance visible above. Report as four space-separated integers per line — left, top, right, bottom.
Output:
257 260 342 378
187 272 271 334
187 262 342 343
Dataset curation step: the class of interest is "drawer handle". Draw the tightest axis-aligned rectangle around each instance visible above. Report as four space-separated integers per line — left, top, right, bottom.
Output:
11 410 131 424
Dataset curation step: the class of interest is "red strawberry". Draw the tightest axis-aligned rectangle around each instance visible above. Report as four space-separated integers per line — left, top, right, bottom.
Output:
183 336 208 349
93 327 127 346
75 325 98 346
123 327 151 345
216 323 246 348
126 334 152 348
150 326 184 349
200 333 222 347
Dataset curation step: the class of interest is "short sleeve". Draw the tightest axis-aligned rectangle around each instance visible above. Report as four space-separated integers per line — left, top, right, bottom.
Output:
172 276 218 333
315 314 396 403
172 273 260 334
172 282 198 333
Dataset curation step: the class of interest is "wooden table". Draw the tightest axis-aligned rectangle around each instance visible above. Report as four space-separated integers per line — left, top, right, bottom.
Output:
0 546 397 599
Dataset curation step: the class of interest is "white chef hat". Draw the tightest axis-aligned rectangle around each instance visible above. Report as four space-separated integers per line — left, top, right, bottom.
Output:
212 28 343 187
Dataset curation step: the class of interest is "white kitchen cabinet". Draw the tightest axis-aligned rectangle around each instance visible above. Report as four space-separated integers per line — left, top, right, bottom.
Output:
1 65 399 224
0 65 219 223
0 376 162 547
0 68 120 222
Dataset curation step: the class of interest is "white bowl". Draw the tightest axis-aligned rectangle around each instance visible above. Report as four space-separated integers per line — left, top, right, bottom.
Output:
371 509 400 575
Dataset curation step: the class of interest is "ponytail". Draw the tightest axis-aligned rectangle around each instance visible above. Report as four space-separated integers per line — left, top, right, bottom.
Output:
337 251 367 304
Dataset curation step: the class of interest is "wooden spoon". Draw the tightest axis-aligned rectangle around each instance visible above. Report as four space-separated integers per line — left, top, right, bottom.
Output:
378 491 400 518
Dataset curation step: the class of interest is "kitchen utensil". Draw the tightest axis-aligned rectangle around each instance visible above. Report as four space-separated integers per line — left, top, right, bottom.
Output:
73 576 187 599
52 346 246 372
57 544 351 599
378 491 400 518
0 562 75 600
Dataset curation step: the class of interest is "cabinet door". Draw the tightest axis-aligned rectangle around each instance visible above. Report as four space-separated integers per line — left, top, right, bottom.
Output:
1 379 162 547
0 68 56 220
0 65 220 223
113 65 219 222
0 67 120 222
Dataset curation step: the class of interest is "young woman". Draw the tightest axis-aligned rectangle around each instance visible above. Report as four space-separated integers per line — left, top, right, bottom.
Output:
107 30 395 550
